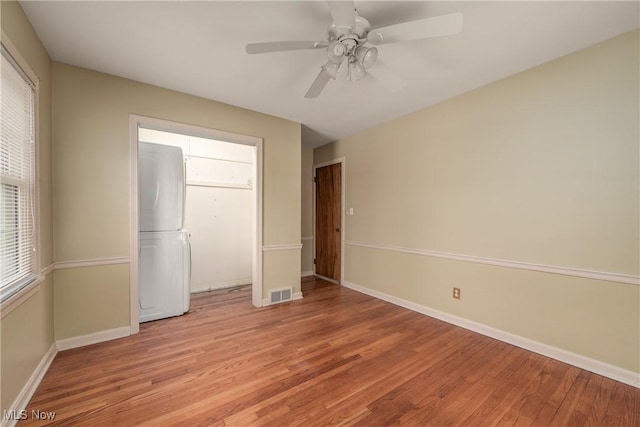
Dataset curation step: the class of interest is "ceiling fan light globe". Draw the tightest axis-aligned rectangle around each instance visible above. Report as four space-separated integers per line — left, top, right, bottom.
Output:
355 46 378 69
367 32 383 45
327 41 346 63
363 47 378 69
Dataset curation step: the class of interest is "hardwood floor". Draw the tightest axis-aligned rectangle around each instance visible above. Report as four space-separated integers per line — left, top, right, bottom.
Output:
21 277 638 426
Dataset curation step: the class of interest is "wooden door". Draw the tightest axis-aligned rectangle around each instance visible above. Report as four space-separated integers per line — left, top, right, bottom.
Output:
315 163 341 281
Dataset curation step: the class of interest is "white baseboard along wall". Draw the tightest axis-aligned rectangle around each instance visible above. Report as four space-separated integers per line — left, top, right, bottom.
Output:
342 279 639 389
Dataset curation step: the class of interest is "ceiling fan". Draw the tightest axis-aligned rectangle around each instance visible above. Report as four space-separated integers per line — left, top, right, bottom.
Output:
245 1 463 98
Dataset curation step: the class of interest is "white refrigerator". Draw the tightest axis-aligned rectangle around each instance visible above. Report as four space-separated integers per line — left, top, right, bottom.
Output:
138 142 191 323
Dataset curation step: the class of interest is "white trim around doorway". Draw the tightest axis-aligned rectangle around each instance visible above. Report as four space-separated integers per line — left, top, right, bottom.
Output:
129 115 264 335
312 158 346 285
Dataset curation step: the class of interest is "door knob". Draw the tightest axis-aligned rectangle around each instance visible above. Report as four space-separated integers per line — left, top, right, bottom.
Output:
336 227 341 232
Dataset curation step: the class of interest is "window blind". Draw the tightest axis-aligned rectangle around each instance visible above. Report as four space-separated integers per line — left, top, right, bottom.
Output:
1 45 37 303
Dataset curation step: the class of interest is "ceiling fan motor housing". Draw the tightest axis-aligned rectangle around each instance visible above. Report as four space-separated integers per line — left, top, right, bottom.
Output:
245 4 464 98
328 12 371 44
326 11 376 70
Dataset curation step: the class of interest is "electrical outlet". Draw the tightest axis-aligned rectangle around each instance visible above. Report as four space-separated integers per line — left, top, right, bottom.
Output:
453 287 461 300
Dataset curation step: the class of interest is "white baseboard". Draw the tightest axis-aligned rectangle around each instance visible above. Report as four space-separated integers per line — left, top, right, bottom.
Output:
2 343 57 427
293 291 303 300
301 271 314 277
56 326 131 351
342 280 640 389
315 274 339 285
191 280 251 293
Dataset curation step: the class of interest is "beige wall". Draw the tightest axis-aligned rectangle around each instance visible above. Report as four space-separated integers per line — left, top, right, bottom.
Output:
0 0 637 413
0 0 54 413
1 276 54 410
53 266 130 339
315 30 639 373
52 63 301 339
1 0 301 408
301 144 314 275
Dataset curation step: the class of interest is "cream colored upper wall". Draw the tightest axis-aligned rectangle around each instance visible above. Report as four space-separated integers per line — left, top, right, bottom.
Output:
53 62 301 330
53 62 301 262
315 30 639 373
317 30 639 276
0 0 54 413
301 145 313 238
301 145 314 273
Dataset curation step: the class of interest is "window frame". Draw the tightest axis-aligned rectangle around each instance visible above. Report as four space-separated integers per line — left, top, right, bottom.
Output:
0 32 42 317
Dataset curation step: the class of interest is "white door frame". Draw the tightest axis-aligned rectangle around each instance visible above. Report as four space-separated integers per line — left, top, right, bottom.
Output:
312 157 346 285
129 114 263 334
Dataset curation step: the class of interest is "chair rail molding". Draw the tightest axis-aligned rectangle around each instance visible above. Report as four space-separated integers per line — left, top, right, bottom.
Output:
54 256 130 270
262 244 303 252
345 240 639 286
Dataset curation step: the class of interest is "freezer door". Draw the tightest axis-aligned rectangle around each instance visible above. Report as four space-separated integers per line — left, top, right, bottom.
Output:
139 142 185 231
139 231 190 323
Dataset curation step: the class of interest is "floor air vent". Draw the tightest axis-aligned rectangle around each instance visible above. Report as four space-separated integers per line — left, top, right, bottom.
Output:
269 287 292 304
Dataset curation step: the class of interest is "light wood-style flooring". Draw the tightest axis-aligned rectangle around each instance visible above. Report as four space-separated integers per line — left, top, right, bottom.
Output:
21 277 639 426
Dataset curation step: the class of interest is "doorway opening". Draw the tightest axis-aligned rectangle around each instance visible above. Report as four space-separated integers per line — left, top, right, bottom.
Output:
129 115 263 334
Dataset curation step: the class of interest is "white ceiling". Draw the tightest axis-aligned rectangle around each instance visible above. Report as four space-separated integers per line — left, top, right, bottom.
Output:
20 1 639 148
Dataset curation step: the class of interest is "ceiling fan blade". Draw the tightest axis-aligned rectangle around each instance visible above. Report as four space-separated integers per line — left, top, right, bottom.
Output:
367 60 406 93
368 12 463 45
305 69 331 98
327 0 356 30
246 41 328 54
